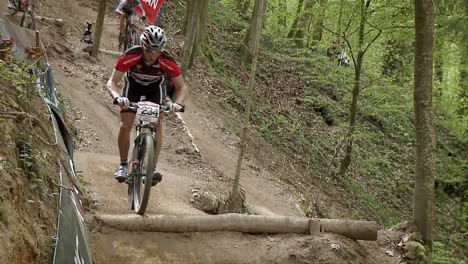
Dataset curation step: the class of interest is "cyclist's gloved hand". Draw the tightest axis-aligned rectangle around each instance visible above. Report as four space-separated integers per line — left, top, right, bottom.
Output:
114 96 130 107
168 102 183 112
140 16 147 22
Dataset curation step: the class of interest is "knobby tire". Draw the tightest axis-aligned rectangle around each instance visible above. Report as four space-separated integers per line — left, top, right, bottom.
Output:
132 133 154 215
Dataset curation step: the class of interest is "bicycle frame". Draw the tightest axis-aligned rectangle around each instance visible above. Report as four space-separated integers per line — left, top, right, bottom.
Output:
17 0 35 29
121 15 140 51
126 101 165 214
113 99 183 214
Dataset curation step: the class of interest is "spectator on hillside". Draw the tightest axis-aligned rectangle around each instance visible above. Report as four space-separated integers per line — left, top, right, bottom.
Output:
338 43 350 67
326 39 340 61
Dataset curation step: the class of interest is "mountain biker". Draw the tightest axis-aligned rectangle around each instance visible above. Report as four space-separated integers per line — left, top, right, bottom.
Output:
106 25 188 185
8 0 36 15
115 0 147 46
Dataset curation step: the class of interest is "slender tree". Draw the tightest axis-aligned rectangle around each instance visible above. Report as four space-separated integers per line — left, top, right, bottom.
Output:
181 0 209 71
182 0 191 36
413 0 435 260
458 0 468 116
277 0 287 27
287 0 304 39
338 0 381 176
224 0 265 214
240 0 267 64
91 0 107 57
336 0 345 42
236 0 250 15
293 0 314 47
312 0 328 42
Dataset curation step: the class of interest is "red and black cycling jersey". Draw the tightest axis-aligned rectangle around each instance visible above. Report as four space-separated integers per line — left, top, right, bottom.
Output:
115 46 181 86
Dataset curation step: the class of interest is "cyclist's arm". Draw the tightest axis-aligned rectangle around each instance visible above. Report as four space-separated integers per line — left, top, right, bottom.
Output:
171 75 188 105
106 69 125 100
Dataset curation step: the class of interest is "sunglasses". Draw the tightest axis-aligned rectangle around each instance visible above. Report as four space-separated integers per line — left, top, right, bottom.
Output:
144 46 161 55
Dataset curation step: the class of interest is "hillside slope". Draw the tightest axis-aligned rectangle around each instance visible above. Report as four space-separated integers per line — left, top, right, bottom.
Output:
0 0 429 263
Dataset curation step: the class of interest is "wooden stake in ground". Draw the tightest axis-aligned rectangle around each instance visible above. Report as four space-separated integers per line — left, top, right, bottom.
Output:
91 0 107 57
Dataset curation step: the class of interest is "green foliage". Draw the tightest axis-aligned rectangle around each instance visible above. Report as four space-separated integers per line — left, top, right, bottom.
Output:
203 44 225 71
434 41 468 143
433 241 465 264
205 0 467 261
209 1 249 33
340 178 401 225
226 77 246 98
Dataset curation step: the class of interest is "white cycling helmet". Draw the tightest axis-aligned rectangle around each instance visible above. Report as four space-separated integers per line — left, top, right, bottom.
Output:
140 26 167 48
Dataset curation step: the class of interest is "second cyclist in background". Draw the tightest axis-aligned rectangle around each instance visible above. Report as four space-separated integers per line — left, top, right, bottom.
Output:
115 0 146 46
8 0 36 15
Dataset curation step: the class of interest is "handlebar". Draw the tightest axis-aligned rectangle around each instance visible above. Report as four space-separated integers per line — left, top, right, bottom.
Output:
113 99 185 113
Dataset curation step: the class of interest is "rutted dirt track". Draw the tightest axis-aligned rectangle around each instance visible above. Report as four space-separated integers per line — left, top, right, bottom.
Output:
8 0 399 262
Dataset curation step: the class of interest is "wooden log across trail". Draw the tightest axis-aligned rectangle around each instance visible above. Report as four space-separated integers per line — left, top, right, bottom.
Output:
99 49 121 57
34 15 64 26
97 213 378 241
4 13 64 26
312 219 378 241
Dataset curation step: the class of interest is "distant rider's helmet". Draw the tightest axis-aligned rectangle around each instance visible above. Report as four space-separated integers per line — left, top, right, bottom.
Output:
140 26 167 48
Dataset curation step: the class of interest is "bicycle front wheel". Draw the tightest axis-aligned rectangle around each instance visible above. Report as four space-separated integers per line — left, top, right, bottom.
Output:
20 10 35 30
132 133 154 215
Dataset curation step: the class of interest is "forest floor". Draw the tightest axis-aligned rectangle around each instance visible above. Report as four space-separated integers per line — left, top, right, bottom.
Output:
0 0 408 263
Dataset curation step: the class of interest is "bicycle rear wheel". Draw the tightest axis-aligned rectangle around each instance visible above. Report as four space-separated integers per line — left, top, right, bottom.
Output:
20 10 35 30
132 133 154 215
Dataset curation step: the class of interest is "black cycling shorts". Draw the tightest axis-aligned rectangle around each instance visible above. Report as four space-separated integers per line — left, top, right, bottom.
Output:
121 76 165 106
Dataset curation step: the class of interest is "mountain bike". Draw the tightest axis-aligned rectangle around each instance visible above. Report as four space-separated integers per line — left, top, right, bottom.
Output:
114 99 184 214
119 14 145 52
8 0 36 30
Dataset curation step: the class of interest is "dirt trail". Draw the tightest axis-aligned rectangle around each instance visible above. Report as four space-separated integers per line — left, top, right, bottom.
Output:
17 0 399 262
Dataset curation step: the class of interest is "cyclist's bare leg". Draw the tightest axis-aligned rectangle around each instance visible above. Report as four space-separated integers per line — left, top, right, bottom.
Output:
115 10 125 43
119 14 125 33
152 116 163 167
118 112 135 162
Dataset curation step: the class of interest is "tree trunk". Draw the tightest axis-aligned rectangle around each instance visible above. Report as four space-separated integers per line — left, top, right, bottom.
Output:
338 0 367 176
458 0 468 116
336 0 344 41
91 0 107 57
413 0 435 261
198 0 209 48
181 0 209 72
182 0 191 36
240 0 266 64
236 0 250 14
277 0 287 27
312 0 327 41
287 0 304 39
433 38 444 85
227 0 265 213
293 0 314 47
